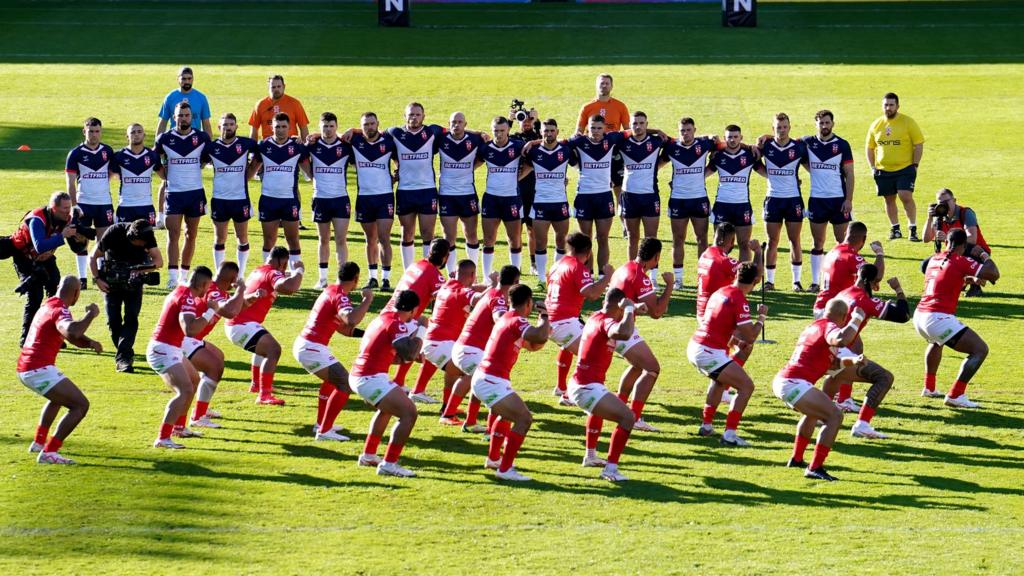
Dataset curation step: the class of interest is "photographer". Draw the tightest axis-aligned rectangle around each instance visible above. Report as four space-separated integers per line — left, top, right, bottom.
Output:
511 102 540 274
923 188 990 296
90 219 163 372
7 192 86 345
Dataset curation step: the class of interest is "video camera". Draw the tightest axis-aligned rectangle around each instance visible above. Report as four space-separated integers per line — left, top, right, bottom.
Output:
510 99 532 123
102 261 160 291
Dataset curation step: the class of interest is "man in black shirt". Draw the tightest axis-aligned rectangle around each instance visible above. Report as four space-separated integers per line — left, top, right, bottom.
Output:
89 219 163 372
513 109 541 274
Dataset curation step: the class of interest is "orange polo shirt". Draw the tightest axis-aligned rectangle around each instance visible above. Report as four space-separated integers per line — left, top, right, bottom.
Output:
576 97 630 132
248 94 310 139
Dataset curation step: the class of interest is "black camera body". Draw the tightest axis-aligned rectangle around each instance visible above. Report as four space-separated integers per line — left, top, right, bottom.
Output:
102 261 160 291
510 99 531 123
931 203 949 219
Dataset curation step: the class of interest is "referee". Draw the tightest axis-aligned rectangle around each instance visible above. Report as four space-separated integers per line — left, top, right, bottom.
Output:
866 92 925 242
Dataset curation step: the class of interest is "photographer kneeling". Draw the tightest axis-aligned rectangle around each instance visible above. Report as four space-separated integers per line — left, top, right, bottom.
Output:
923 188 991 296
90 219 163 372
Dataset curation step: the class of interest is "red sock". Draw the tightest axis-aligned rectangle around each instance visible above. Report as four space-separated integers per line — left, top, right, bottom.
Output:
486 411 499 434
175 413 187 428
466 397 482 426
442 394 463 419
702 404 717 425
441 385 452 409
858 404 876 424
251 364 261 389
363 433 382 456
792 435 811 462
556 349 573 393
394 362 412 386
630 400 645 420
412 362 438 395
193 401 209 420
837 383 854 403
316 382 334 424
488 420 509 461
617 391 629 403
585 415 604 450
384 441 405 463
949 379 969 398
159 423 173 440
43 436 63 453
725 410 742 431
810 444 832 469
34 426 49 445
731 355 746 367
259 370 275 396
319 391 350 434
924 373 937 392
607 425 632 465
499 429 526 473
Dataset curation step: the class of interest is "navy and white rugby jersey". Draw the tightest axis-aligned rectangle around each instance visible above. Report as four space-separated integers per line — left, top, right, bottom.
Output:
387 125 444 191
438 132 484 196
712 147 758 204
619 134 664 194
803 135 853 199
568 132 624 195
155 129 210 193
309 138 352 200
525 142 575 204
257 137 308 200
478 139 525 198
351 133 396 197
65 143 117 205
661 136 716 200
762 138 807 199
114 146 160 207
208 136 257 201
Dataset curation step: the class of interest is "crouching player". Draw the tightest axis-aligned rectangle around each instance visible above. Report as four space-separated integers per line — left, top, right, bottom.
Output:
472 284 550 481
773 298 864 481
571 288 638 482
349 290 424 477
19 276 102 464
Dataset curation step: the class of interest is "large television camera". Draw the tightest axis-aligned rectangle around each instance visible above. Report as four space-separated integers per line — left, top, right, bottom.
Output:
102 261 160 291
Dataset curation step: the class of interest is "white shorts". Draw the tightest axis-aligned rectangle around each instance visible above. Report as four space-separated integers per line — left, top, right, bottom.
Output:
16 365 66 396
292 337 339 375
470 370 516 408
348 373 398 406
772 375 815 409
147 340 184 375
913 310 967 346
182 337 205 359
812 307 825 320
686 339 732 378
422 339 455 369
225 321 268 352
568 378 611 414
613 327 645 357
452 343 484 375
549 318 584 350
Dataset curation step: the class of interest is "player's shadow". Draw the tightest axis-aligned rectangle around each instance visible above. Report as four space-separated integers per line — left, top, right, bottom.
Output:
912 474 1024 497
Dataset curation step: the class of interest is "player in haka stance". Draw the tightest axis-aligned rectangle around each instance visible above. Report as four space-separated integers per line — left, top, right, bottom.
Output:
774 298 865 481
294 262 374 442
687 260 767 447
349 290 424 477
472 284 551 481
914 229 999 408
570 288 639 482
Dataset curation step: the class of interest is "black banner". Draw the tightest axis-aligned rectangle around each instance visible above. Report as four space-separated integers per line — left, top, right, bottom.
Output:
722 0 757 28
379 0 411 28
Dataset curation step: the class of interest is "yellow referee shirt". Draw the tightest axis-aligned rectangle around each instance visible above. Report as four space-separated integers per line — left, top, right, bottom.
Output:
866 113 924 172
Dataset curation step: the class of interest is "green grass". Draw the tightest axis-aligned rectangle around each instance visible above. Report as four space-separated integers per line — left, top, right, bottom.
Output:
1 2 1024 574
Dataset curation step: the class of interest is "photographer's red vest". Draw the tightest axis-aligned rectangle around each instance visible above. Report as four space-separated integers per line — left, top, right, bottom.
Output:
11 207 64 258
940 205 990 253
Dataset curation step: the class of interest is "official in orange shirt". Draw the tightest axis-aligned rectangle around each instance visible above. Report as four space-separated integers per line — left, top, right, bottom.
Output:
248 75 310 141
576 73 629 225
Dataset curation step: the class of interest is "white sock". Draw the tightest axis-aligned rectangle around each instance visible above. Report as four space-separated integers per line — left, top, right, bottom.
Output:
673 267 683 284
422 242 430 259
723 429 737 442
535 252 548 280
262 250 270 263
197 374 218 403
318 265 329 284
482 250 494 278
446 249 457 276
168 267 179 285
466 244 480 267
370 266 379 281
288 254 300 269
157 211 165 223
382 267 391 282
766 267 776 284
401 244 415 269
586 448 598 460
791 263 802 285
213 248 225 270
238 246 250 276
908 219 917 229
76 254 88 279
811 253 823 285
252 354 264 368
510 250 521 271
554 250 565 264
649 267 659 287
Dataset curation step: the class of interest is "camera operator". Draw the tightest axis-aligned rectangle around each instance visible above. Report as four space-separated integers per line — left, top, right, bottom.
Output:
7 192 88 345
90 219 163 372
511 102 541 274
923 188 991 296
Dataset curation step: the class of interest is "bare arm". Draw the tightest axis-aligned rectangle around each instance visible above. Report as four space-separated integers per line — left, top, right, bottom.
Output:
522 314 551 344
609 300 636 340
245 156 263 181
202 118 213 135
157 118 169 136
209 282 247 320
58 303 102 350
393 335 422 363
867 240 885 280
912 143 923 166
339 288 374 327
273 268 304 295
842 162 855 208
579 264 615 301
65 172 78 206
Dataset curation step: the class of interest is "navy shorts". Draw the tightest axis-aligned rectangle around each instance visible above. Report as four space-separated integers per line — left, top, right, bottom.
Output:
439 194 479 218
211 198 252 223
312 196 351 222
711 201 755 227
807 196 851 225
531 201 570 222
259 195 299 222
116 205 156 225
620 192 660 219
165 188 207 218
763 196 805 223
573 192 615 221
668 197 711 220
611 152 624 187
77 203 114 228
481 193 523 222
396 187 438 216
874 165 917 196
355 194 395 223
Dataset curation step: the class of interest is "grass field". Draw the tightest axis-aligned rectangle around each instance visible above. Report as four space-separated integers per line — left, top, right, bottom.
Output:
2 1 1023 574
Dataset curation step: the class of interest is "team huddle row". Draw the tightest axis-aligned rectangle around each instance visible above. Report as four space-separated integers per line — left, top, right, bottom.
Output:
18 206 999 482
